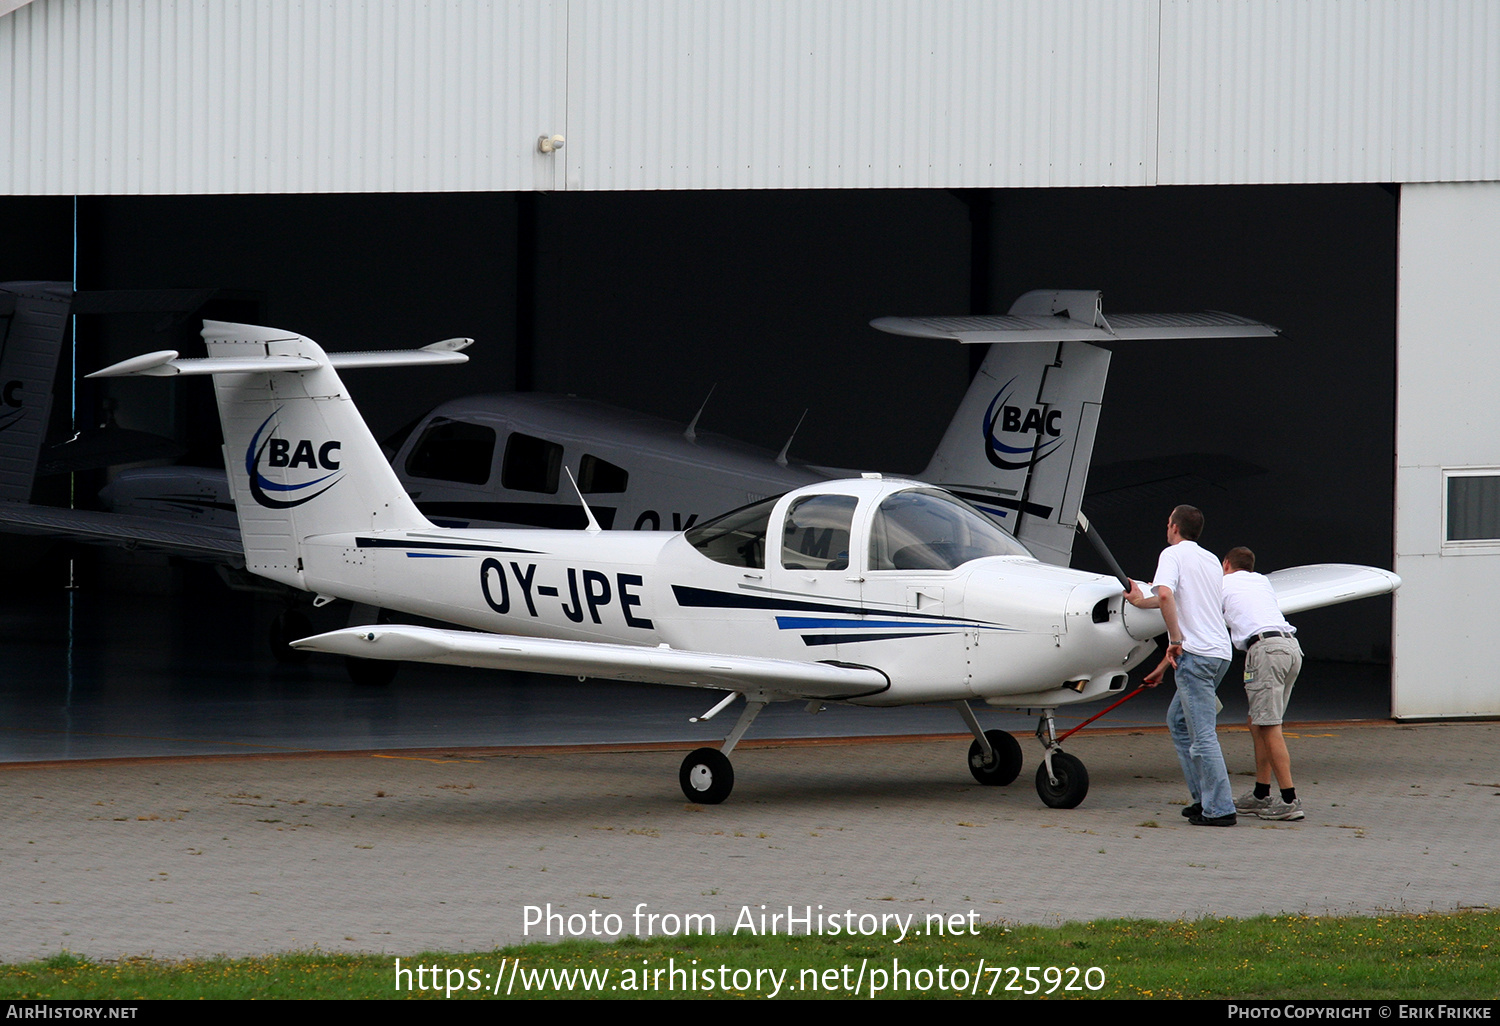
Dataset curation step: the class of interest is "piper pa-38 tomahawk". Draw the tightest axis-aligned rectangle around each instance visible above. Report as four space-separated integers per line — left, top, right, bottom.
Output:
87 310 1401 809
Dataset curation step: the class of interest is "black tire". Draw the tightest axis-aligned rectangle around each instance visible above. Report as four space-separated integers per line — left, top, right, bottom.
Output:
269 609 313 664
345 655 399 687
1035 752 1090 809
679 747 735 804
967 729 1024 785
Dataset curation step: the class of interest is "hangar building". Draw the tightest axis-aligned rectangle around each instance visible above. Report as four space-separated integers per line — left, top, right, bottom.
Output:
2 0 1497 719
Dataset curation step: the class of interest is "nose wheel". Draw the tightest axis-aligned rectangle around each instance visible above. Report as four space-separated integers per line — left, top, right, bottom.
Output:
1033 710 1091 809
1035 751 1089 808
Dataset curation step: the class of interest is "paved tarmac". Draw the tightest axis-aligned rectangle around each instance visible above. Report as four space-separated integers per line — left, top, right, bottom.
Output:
2 719 1495 963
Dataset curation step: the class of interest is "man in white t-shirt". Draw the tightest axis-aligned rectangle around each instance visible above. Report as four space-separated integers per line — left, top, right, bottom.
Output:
1221 546 1305 821
1126 505 1237 826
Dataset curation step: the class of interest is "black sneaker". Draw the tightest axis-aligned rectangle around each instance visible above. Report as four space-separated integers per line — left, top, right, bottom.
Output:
1189 812 1237 827
1181 803 1202 818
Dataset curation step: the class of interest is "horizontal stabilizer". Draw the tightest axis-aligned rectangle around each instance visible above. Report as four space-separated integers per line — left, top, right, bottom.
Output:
1266 564 1401 616
87 332 472 378
872 290 1278 344
293 625 891 699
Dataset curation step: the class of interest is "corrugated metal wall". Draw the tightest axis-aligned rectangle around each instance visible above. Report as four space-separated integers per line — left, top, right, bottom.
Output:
1 0 569 194
2 0 1496 195
563 0 1159 191
1158 0 1499 185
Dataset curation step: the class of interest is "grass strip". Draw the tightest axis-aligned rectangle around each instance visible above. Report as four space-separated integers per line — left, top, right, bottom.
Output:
2 910 1496 1000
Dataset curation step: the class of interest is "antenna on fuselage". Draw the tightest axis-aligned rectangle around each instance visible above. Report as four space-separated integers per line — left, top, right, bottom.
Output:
683 384 717 444
775 409 809 467
563 466 603 534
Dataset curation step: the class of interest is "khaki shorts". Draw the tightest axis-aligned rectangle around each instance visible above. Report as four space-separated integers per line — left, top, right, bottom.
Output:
1243 635 1303 726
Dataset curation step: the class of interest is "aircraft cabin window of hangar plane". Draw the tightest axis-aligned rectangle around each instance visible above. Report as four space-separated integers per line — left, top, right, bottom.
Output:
684 494 780 567
500 432 563 493
405 418 497 485
868 488 1032 571
781 494 858 571
578 453 628 494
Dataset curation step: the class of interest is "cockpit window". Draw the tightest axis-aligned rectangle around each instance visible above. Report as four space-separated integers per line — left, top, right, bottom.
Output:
405 418 497 485
685 494 780 568
868 488 1031 570
781 494 857 571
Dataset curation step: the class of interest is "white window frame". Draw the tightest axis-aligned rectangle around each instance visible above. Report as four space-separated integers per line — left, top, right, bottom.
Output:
1441 467 1500 555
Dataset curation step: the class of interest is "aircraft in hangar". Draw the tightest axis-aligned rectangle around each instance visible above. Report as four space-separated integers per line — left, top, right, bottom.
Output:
83 318 1401 808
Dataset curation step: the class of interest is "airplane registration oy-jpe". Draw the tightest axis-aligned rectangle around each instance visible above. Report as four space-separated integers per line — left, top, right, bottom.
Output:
87 318 1399 809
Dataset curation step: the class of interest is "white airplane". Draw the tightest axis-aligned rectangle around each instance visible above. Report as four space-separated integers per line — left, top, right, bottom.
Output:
86 317 1401 808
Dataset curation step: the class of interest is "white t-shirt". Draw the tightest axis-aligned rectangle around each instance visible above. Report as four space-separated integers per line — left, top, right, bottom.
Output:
1150 540 1232 660
1221 570 1295 651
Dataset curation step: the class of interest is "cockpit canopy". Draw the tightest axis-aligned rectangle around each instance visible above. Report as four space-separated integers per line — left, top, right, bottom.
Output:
685 483 1032 572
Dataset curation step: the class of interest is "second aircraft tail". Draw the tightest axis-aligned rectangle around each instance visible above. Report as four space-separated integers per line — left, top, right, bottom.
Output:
874 290 1279 566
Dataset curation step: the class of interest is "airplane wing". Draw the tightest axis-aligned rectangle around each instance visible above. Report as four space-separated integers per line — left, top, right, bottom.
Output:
1265 563 1401 616
292 624 892 700
0 503 243 561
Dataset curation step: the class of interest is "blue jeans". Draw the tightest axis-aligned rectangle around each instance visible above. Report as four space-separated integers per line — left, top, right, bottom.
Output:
1167 652 1233 818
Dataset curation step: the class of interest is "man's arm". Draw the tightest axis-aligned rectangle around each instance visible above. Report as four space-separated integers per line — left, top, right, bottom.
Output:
1156 586 1185 666
1127 582 1185 666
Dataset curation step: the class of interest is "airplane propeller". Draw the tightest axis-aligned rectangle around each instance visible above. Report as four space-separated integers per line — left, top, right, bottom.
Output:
1075 512 1130 590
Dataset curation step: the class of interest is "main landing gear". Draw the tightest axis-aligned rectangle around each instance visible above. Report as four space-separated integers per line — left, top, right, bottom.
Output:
955 701 1023 785
679 696 765 804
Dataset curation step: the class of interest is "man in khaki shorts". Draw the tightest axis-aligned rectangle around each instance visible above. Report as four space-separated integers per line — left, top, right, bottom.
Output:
1221 547 1305 821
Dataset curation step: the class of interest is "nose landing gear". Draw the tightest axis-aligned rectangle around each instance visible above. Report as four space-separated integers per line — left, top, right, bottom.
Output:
1034 710 1090 808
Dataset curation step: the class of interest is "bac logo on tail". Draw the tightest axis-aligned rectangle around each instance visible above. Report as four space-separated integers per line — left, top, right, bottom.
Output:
245 409 344 509
981 378 1065 471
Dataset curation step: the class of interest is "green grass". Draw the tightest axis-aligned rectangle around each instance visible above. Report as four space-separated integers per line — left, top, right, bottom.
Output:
3 911 1497 999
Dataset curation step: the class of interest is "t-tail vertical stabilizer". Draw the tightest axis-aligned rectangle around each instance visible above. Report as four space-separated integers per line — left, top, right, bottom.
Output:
873 289 1278 566
87 321 473 589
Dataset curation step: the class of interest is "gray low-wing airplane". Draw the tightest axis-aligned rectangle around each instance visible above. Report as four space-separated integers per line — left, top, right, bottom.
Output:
86 318 1401 808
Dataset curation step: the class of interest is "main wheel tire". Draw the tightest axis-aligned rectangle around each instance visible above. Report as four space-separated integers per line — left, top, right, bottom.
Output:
679 747 735 804
1035 752 1090 809
345 655 399 687
269 609 313 664
967 729 1024 785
